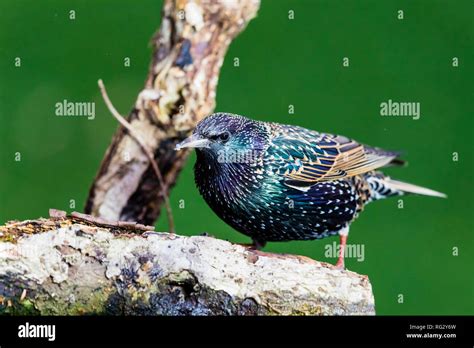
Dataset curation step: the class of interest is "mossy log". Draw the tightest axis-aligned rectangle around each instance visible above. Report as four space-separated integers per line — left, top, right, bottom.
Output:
0 212 375 315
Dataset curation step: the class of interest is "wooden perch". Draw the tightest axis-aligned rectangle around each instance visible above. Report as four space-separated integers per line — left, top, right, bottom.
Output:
0 214 375 315
85 0 261 225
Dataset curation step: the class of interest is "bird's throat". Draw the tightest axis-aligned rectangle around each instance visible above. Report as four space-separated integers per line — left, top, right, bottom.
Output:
195 151 262 204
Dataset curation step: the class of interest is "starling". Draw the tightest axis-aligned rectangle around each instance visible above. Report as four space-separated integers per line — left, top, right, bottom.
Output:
176 113 446 268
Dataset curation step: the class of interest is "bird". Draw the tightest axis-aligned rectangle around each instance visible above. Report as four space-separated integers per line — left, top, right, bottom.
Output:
175 112 446 268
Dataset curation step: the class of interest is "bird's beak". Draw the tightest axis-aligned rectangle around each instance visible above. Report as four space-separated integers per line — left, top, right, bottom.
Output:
175 134 210 150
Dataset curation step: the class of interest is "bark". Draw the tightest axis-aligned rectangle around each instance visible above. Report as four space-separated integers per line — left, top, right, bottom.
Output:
85 0 260 225
0 214 375 315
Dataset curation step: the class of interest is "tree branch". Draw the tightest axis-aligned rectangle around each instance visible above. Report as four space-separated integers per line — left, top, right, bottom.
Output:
0 214 375 315
97 79 175 233
85 0 261 225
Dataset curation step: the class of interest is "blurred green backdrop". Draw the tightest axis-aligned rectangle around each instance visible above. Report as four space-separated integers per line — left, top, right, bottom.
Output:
0 0 472 315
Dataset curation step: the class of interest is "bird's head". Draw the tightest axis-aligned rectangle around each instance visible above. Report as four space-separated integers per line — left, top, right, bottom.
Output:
175 113 268 164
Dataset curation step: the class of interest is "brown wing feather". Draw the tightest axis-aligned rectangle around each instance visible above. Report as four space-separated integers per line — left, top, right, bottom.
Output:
271 131 401 184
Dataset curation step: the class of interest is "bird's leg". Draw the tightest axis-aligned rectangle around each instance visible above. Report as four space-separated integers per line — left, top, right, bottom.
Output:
335 226 349 269
252 238 267 250
335 235 347 269
237 238 267 250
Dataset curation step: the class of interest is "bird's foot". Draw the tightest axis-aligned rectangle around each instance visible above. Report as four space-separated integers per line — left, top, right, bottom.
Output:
236 242 260 250
236 238 266 251
236 241 292 262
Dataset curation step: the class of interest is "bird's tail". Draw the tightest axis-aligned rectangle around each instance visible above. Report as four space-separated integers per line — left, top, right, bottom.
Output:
365 173 447 200
384 178 447 198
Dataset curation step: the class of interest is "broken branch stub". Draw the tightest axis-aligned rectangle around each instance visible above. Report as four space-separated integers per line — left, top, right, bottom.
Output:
85 0 261 225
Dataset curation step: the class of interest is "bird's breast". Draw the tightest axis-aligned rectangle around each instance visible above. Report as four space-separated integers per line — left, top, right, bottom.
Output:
194 156 360 242
195 159 264 209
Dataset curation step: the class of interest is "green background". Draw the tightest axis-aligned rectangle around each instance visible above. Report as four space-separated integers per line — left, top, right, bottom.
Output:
0 0 472 315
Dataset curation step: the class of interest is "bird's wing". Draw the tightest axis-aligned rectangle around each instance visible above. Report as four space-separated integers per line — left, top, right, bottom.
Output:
266 126 402 187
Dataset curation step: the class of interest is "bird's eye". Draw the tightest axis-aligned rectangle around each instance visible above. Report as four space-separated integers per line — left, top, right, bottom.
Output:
219 132 230 142
208 132 230 143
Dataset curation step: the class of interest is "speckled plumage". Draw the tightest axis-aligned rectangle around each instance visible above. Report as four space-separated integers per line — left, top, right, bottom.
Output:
177 113 445 251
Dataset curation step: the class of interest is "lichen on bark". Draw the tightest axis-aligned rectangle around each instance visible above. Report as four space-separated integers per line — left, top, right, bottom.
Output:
0 217 375 315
